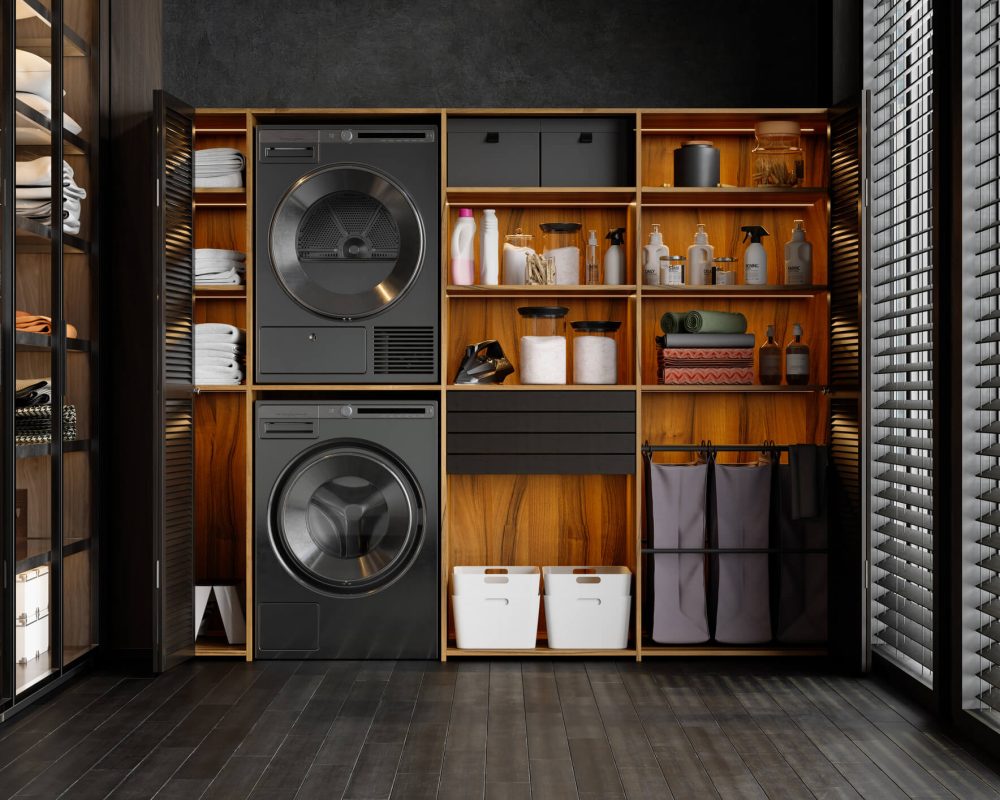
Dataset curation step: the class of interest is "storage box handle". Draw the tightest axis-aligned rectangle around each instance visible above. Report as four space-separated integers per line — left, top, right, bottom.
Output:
576 598 602 605
575 576 601 584
485 598 510 605
484 567 509 574
485 132 500 144
572 568 597 575
579 132 593 143
484 576 510 584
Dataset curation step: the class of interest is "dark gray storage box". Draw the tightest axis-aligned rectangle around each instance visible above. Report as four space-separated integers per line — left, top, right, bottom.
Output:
447 118 541 187
539 117 630 187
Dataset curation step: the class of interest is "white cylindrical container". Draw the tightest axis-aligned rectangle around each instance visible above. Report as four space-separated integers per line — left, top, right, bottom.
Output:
784 219 813 285
642 224 668 286
686 223 714 286
571 321 620 384
450 208 476 285
541 222 582 285
480 208 499 285
518 306 568 384
660 255 685 286
503 229 534 285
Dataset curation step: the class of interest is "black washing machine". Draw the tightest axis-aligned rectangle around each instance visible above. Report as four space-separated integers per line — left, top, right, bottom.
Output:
255 124 439 384
254 400 439 659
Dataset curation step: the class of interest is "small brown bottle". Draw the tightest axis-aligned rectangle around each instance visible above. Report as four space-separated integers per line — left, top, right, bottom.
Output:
759 324 782 385
785 322 810 385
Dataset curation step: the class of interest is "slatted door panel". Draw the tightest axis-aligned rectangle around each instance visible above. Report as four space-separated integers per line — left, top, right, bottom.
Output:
969 0 1000 715
155 91 194 672
868 0 936 682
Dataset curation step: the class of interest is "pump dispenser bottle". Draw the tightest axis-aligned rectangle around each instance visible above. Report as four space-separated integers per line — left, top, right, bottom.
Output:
741 225 770 285
784 220 813 285
643 224 669 286
686 223 714 286
586 229 600 285
785 323 810 384
759 324 781 385
604 228 626 285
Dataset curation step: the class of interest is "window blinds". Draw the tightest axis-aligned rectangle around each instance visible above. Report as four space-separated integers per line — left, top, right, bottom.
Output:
972 0 1000 714
868 0 935 681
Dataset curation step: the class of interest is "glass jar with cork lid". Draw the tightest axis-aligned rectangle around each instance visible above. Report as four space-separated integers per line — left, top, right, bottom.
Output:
751 121 804 187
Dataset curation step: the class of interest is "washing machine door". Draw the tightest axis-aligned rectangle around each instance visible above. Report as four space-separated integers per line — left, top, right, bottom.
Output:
269 164 425 319
272 443 423 594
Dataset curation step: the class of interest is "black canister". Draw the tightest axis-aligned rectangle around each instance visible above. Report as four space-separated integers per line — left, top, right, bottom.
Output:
673 140 721 187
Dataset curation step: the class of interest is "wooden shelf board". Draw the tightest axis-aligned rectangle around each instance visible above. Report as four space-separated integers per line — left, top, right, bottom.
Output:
253 383 442 392
640 187 826 207
15 215 88 254
446 646 637 658
446 187 635 206
196 385 248 393
641 384 824 393
15 331 90 352
15 99 88 155
194 189 246 207
640 645 828 657
446 384 637 391
195 128 249 135
16 0 90 57
194 286 246 299
642 285 827 299
447 284 636 298
16 439 89 461
195 642 247 658
16 654 56 695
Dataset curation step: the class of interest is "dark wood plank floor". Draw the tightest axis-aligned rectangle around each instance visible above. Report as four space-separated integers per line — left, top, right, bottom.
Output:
1 659 999 799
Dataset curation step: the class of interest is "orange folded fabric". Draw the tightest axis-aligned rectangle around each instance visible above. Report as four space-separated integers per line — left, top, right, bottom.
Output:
16 310 78 338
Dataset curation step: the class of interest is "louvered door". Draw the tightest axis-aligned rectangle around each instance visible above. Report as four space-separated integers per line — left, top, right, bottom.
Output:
154 91 195 672
867 0 936 682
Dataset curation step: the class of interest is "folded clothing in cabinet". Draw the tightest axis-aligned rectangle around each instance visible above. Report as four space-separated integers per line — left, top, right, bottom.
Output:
196 323 245 385
16 93 83 139
14 403 78 446
711 462 772 644
15 378 51 408
657 341 754 385
649 460 711 644
16 310 78 338
195 248 246 286
195 148 245 189
15 157 86 234
15 50 84 141
659 310 749 335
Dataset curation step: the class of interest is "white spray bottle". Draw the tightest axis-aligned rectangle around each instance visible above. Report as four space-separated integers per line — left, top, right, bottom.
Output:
740 225 770 285
604 227 626 285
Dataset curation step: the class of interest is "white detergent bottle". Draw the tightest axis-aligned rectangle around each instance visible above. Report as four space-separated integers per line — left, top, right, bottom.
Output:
686 223 714 286
480 208 499 285
450 208 476 285
740 225 770 285
643 223 669 286
784 219 813 285
604 227 626 285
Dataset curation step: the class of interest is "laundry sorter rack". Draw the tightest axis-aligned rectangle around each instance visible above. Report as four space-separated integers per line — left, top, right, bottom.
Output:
641 441 830 652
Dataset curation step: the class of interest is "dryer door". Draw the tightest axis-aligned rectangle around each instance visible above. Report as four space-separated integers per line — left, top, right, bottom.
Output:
271 443 424 594
269 164 425 319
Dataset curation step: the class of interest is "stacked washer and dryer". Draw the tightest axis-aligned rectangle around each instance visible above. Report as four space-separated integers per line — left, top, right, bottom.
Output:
253 125 439 659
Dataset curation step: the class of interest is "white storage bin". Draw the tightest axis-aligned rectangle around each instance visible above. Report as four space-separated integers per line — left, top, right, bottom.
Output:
16 613 49 664
543 566 632 649
15 565 49 623
452 566 541 649
452 566 540 597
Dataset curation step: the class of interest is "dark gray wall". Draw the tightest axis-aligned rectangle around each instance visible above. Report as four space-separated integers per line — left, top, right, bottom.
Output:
164 0 831 108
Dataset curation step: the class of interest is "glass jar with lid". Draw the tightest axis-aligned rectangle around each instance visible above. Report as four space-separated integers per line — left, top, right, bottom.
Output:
503 228 535 285
540 222 582 285
571 321 621 385
517 306 569 384
659 255 686 286
751 121 804 187
711 256 737 285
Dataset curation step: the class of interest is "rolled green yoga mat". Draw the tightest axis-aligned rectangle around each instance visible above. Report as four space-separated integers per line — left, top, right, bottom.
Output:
660 311 688 334
684 310 748 333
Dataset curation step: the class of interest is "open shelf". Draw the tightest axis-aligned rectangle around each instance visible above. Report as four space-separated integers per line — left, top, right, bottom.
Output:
194 189 247 207
15 0 90 57
447 284 636 298
640 644 827 657
194 641 247 658
447 646 637 658
642 384 824 393
446 187 635 205
640 187 827 207
15 99 88 155
15 536 90 574
642 285 827 298
194 285 246 299
256 383 441 392
16 652 55 695
15 215 88 254
195 385 247 393
15 438 89 460
446 383 636 391
15 331 90 352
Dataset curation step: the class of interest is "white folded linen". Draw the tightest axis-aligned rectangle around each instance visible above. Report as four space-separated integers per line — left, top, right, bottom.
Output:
195 173 243 189
196 274 243 286
16 195 80 220
195 341 243 355
196 248 246 261
195 147 243 161
195 265 244 279
16 50 53 102
16 156 74 187
196 355 242 370
196 368 244 385
195 323 245 343
16 182 86 201
16 93 83 137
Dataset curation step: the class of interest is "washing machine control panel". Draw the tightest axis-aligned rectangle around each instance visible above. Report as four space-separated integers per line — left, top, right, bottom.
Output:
258 403 435 421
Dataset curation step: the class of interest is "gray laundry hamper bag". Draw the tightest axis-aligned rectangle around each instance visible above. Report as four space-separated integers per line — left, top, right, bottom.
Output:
712 462 772 644
649 461 710 643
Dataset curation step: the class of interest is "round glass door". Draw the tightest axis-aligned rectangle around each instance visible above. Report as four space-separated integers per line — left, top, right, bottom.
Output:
272 444 423 593
269 164 425 319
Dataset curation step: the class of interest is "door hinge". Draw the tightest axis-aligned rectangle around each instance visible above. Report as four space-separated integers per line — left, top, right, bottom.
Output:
156 559 160 589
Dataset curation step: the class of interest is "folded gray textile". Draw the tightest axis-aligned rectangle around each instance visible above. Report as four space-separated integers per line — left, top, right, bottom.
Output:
658 333 756 349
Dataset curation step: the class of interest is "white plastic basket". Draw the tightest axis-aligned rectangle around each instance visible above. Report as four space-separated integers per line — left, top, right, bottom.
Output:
542 566 632 649
452 566 541 649
452 566 540 597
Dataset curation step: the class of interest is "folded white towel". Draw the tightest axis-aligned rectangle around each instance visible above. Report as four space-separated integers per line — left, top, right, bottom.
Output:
16 195 80 220
16 182 85 201
196 274 243 286
196 368 244 385
195 148 243 160
195 341 243 355
195 248 246 261
195 173 243 189
16 93 83 137
196 322 242 336
196 355 242 370
16 156 74 187
195 266 244 279
16 50 53 102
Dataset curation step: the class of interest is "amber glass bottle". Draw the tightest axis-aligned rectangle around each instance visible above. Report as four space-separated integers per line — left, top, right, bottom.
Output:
759 324 782 385
785 323 810 385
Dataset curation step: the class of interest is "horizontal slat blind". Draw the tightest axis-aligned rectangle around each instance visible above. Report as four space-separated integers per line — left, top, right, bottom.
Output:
868 0 935 682
971 0 1000 715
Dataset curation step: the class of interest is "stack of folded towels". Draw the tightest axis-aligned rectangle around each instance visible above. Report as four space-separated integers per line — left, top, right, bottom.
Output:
16 309 78 338
15 49 83 143
196 323 245 386
14 378 76 446
15 156 86 234
195 148 245 189
657 311 755 385
195 249 245 286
